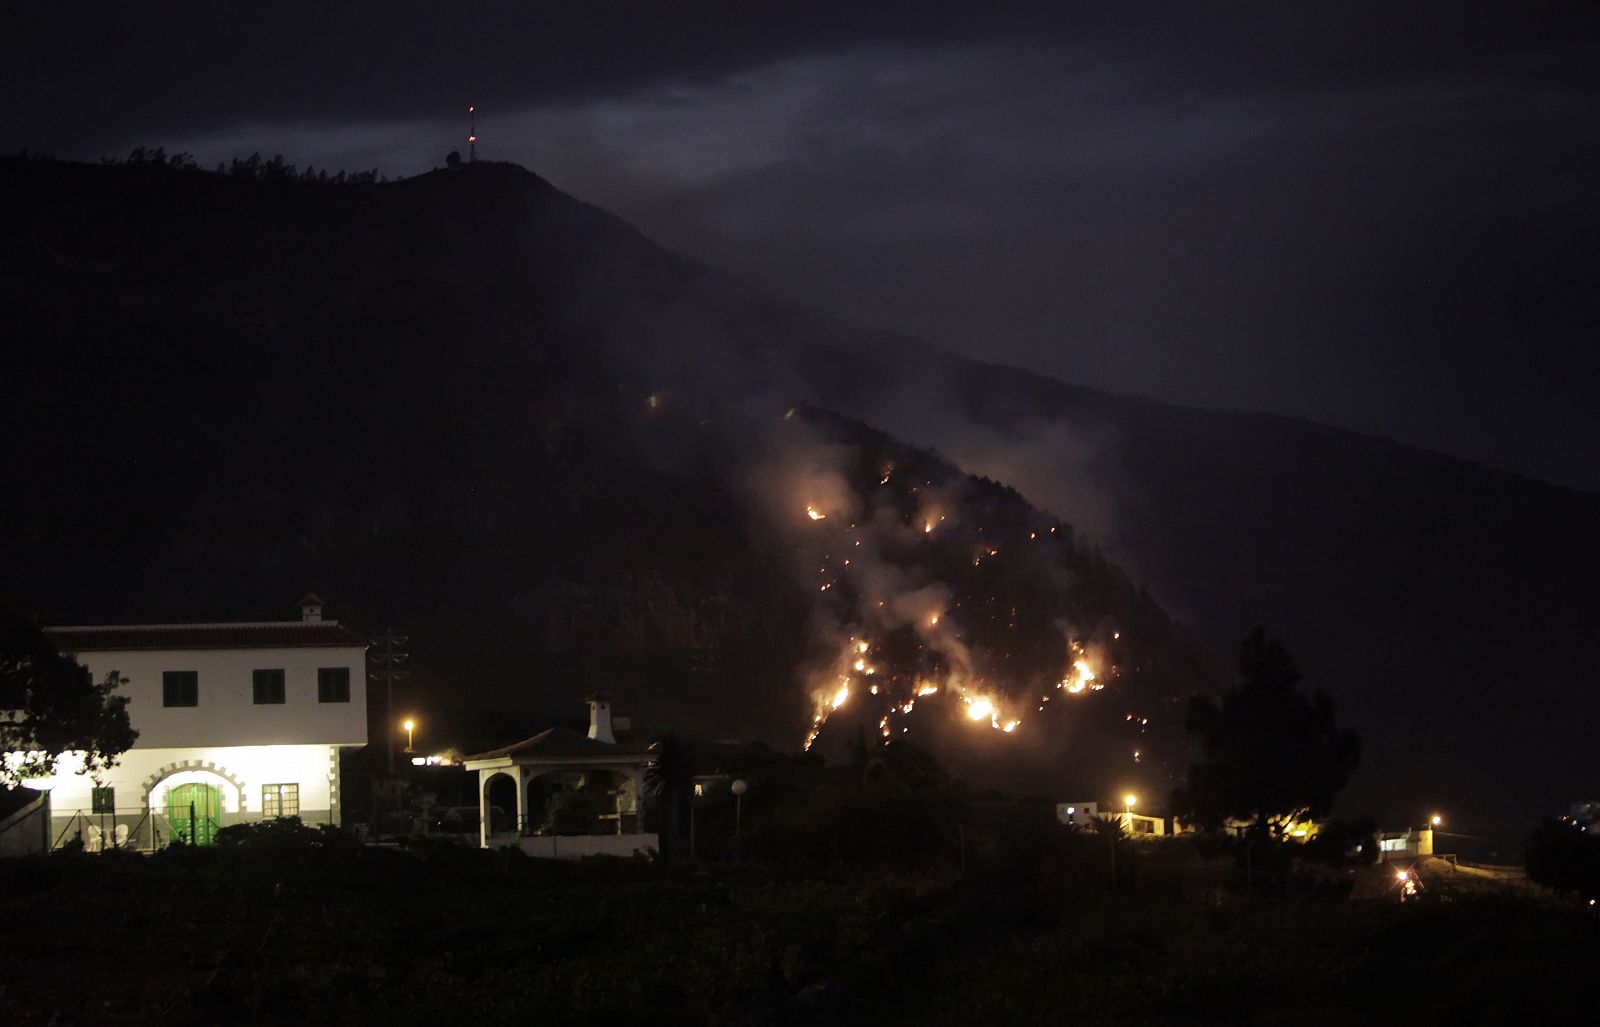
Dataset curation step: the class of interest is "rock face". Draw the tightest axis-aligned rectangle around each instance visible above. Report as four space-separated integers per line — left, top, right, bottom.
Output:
3 156 1596 842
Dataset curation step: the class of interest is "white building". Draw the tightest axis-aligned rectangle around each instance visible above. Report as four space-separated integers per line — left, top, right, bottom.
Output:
1376 827 1435 861
1057 800 1165 836
1056 801 1100 828
463 695 658 859
20 596 367 849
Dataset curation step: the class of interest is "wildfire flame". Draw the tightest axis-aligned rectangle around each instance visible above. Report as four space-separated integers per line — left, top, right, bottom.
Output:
1057 642 1103 695
806 506 826 521
801 620 1122 751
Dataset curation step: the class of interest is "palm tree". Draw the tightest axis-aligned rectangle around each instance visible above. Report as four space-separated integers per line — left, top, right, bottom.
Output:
644 733 695 861
1090 812 1127 886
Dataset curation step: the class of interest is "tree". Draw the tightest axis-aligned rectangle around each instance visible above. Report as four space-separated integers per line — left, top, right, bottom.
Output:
1090 811 1128 886
1172 627 1359 839
861 739 948 789
1526 817 1600 896
0 612 137 786
644 732 695 860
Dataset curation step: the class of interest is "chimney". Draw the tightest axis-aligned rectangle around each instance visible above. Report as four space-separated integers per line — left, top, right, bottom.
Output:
586 693 615 744
298 593 324 623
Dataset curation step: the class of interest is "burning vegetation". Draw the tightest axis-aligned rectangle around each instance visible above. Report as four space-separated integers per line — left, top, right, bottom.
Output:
747 406 1212 789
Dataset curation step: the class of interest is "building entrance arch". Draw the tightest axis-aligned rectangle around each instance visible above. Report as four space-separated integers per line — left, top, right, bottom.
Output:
167 782 222 845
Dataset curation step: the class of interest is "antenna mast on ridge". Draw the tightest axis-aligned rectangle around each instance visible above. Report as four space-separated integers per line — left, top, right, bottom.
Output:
468 105 477 162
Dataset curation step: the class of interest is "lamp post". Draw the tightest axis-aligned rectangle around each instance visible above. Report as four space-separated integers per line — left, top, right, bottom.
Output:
1123 792 1137 833
731 779 748 864
402 718 415 753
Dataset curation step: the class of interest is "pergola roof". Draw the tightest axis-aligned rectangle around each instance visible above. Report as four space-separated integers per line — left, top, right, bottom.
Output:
463 727 649 764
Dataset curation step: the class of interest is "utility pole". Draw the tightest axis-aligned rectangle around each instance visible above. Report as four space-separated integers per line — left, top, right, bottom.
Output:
468 106 477 163
369 628 409 775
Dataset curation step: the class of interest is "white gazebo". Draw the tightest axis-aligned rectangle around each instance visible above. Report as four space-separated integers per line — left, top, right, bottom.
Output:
461 695 657 859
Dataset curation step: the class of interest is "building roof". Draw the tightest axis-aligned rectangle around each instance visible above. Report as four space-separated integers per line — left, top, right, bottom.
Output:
464 727 649 763
45 621 367 652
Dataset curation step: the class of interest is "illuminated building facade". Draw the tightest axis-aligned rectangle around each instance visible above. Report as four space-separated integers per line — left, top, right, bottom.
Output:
13 596 367 849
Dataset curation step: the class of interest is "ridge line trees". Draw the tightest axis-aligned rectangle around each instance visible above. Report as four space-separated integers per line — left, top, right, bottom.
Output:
1172 627 1360 842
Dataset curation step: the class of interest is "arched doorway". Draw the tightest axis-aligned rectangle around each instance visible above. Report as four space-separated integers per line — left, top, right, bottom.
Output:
526 769 636 836
484 772 519 837
148 767 240 846
168 782 221 845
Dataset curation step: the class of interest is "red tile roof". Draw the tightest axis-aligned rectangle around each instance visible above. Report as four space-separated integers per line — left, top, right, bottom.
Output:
45 622 368 652
465 727 649 762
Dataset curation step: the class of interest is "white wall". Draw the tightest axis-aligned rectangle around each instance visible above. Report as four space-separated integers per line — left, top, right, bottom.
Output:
40 743 342 819
70 645 368 748
1056 801 1100 827
509 833 659 860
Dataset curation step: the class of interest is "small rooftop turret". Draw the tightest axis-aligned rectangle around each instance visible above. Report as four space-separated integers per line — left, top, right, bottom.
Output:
586 692 615 744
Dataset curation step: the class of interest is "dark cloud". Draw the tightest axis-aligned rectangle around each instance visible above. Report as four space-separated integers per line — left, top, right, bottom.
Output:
6 2 1598 488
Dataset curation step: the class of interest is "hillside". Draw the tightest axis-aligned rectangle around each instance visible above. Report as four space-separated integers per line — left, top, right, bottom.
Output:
0 156 1214 802
3 156 1597 844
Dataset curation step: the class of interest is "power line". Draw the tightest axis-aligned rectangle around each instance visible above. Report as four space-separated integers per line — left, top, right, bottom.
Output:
369 627 409 775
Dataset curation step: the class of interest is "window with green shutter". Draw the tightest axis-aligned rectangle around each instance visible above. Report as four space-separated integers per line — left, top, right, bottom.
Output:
91 786 115 813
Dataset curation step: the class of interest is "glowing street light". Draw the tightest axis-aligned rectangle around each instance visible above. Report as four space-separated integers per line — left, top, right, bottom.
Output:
402 718 416 752
1430 813 1443 828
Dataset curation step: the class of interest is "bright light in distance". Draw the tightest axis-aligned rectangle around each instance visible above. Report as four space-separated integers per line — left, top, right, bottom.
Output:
964 697 995 721
806 506 826 521
402 719 415 732
1124 793 1137 809
1431 814 1442 827
1396 870 1409 882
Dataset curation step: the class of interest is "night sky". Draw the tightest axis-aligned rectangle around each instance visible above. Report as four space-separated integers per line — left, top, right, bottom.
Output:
7 3 1597 490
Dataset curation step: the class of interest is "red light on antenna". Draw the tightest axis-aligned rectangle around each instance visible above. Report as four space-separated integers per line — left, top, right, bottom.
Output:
468 135 476 142
469 106 475 112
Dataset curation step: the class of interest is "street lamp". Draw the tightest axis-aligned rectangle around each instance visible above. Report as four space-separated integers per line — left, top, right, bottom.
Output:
1123 793 1137 831
402 718 416 753
731 778 748 864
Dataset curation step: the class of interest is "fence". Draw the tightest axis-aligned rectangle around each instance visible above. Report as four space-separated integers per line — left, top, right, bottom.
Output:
0 791 52 857
48 806 336 852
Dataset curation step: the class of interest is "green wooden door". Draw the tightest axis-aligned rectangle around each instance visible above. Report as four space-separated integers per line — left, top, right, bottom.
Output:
167 783 221 845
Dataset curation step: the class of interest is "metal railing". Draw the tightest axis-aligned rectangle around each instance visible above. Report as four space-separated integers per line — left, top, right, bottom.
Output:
52 807 165 851
47 806 336 851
